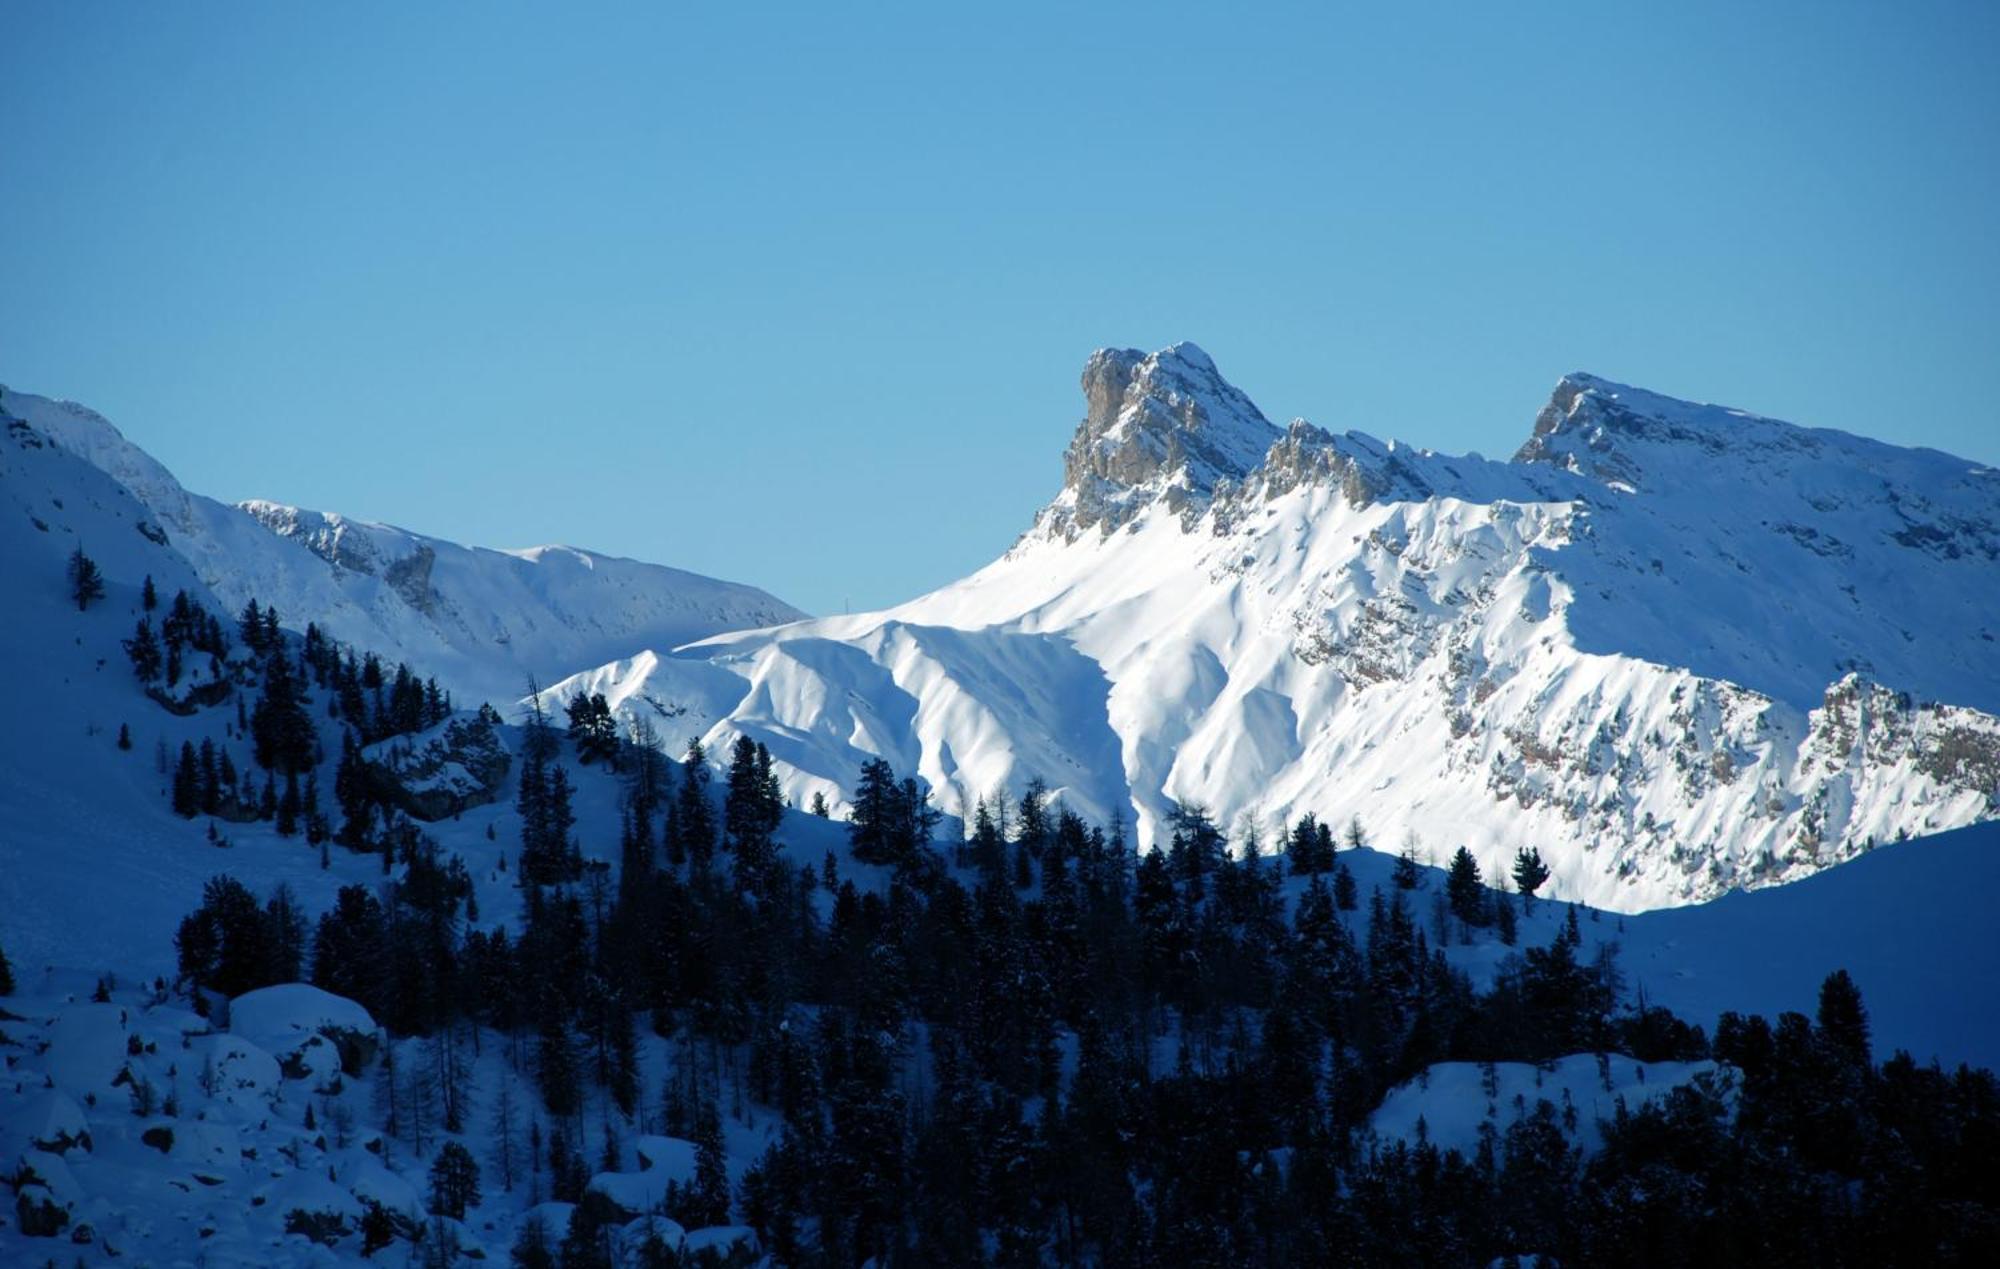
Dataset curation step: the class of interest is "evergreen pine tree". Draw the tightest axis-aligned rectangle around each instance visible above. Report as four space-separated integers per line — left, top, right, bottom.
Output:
360 1204 397 1257
490 1077 521 1194
265 883 307 981
847 757 900 865
172 741 200 817
310 884 388 1017
67 546 105 610
1512 846 1551 906
510 1213 555 1269
607 1000 640 1116
537 1006 581 1117
1816 968 1872 1069
277 771 302 837
725 734 779 893
124 617 163 682
0 935 14 995
1287 814 1324 876
427 1141 482 1220
251 648 316 775
239 599 266 653
1446 846 1487 928
676 738 716 868
1333 861 1359 911
692 1093 731 1227
141 574 157 611
565 692 619 766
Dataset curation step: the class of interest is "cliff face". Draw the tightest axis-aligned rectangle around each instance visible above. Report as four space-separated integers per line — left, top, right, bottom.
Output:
549 347 2000 910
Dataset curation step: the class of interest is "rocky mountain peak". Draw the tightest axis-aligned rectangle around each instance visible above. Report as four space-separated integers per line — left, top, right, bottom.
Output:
1512 371 1845 493
1512 372 1661 488
1040 342 1279 539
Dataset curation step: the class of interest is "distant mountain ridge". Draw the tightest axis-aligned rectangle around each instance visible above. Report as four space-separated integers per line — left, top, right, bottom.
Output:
542 344 2000 910
0 384 807 705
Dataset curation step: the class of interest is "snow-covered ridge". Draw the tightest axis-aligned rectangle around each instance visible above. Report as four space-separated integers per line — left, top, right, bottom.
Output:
0 384 808 705
549 347 2000 911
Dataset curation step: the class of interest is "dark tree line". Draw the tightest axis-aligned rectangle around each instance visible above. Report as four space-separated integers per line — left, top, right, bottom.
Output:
159 711 2000 1265
143 594 454 861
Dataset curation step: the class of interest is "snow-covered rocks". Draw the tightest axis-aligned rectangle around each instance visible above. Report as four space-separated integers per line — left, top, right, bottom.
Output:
191 1033 282 1109
0 1092 91 1158
360 709 512 820
230 984 377 1047
682 1224 759 1256
632 1134 698 1181
43 1003 133 1099
561 346 2000 911
586 1135 700 1219
1044 342 1279 539
263 1170 364 1244
230 984 378 1086
338 1156 424 1224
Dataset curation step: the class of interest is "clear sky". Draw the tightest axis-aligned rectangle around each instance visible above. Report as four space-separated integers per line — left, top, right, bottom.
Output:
4 3 1996 616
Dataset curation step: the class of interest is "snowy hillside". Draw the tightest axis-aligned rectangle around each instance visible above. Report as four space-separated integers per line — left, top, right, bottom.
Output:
0 385 807 706
545 344 2000 911
6 383 1996 1262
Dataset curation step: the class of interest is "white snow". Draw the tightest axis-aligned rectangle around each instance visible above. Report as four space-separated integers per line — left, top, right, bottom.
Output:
539 352 2000 911
0 383 807 709
632 1134 699 1182
231 983 378 1049
1369 1053 1717 1159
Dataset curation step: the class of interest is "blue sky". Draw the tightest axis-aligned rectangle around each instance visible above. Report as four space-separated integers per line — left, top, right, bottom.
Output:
4 2 1995 615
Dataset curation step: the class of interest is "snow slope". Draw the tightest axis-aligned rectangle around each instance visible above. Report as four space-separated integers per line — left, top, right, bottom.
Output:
0 393 847 977
1368 1053 1718 1160
0 384 807 706
544 344 2000 911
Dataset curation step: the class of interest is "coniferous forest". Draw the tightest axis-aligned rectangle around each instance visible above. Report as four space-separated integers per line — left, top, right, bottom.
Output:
134 586 2000 1267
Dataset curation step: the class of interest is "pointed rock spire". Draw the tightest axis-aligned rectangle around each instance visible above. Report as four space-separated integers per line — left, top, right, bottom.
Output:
1040 342 1279 539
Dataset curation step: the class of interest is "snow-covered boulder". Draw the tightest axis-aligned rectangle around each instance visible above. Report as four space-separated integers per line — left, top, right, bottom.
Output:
586 1136 703 1220
43 1003 130 1097
587 1169 673 1221
632 1135 698 1183
0 1091 89 1157
230 983 377 1083
683 1224 759 1256
11 1149 84 1236
170 1119 241 1169
191 1032 282 1108
522 1201 577 1244
266 1170 365 1245
341 1156 424 1223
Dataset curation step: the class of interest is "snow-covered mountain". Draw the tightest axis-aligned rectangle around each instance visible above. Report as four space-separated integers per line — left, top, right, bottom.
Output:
542 344 2000 911
0 385 806 706
7 368 1998 1265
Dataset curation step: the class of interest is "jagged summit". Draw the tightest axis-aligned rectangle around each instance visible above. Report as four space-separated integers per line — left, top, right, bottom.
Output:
1513 371 1774 490
590 346 2000 909
1037 342 1279 539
